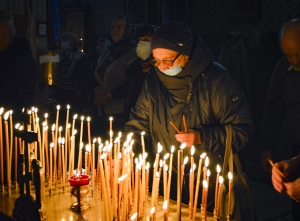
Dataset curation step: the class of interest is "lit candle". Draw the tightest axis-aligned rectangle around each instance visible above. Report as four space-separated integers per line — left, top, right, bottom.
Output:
85 144 90 175
141 131 145 154
189 146 195 217
203 180 208 220
182 156 188 188
92 138 96 195
216 176 224 218
214 164 221 210
109 117 113 144
61 138 65 189
202 157 209 205
149 206 155 221
99 154 109 219
4 111 10 192
163 200 168 221
167 145 175 202
54 106 60 181
79 116 84 155
193 152 206 221
146 162 150 195
152 143 162 198
77 143 83 174
49 142 54 194
228 172 233 216
71 114 77 141
177 143 186 221
130 213 138 221
64 105 70 156
163 153 169 201
9 110 13 177
0 107 4 188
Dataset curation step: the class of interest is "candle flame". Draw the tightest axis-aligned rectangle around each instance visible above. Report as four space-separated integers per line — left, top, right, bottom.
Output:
164 153 170 160
118 131 122 138
73 114 77 120
34 108 38 114
93 138 97 144
51 124 55 131
68 123 71 128
0 107 4 115
42 121 47 127
98 137 101 144
118 174 128 182
141 131 145 136
179 143 186 150
15 123 20 129
219 176 224 184
163 200 168 210
87 117 90 122
164 164 168 172
67 104 70 109
159 159 163 168
156 171 160 178
171 145 175 153
58 137 61 144
183 156 189 165
204 157 209 167
217 164 221 173
44 113 48 118
4 111 9 120
157 142 163 153
36 117 39 123
150 207 156 215
62 137 65 145
59 126 62 132
81 116 84 121
110 130 113 137
80 142 84 149
200 152 206 159
50 142 54 148
193 163 196 170
109 117 113 121
56 105 60 110
130 213 138 220
191 146 195 156
203 179 208 188
228 172 233 180
146 162 150 170
100 153 107 160
143 152 148 159
85 144 90 152
114 136 120 143
207 169 211 178
9 110 13 115
73 129 77 136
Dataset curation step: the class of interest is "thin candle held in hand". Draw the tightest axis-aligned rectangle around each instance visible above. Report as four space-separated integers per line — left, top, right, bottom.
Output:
214 164 221 210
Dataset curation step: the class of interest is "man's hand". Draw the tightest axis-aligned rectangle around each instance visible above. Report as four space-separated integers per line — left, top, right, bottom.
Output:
175 130 202 147
260 150 273 174
284 178 300 202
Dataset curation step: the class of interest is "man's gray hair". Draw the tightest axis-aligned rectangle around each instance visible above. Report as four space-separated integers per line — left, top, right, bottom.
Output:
0 10 16 41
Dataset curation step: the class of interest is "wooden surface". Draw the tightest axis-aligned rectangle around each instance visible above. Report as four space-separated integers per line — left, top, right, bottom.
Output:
0 184 214 220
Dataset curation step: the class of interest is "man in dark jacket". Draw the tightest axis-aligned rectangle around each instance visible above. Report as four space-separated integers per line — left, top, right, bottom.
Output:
260 18 300 220
125 21 254 209
0 10 37 115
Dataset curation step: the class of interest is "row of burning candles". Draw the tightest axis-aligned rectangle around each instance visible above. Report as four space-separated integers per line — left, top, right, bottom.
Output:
0 105 233 220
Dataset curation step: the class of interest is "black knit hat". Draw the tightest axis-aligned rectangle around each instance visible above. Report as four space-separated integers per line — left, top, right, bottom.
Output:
151 21 193 56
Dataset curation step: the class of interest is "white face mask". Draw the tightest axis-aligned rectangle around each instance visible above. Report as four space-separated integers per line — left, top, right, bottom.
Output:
61 41 70 50
136 41 151 60
163 56 183 76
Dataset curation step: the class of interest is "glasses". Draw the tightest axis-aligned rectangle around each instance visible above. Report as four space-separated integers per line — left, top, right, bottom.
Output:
150 53 181 66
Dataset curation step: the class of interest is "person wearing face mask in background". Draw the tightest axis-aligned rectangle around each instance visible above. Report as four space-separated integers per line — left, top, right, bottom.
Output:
99 24 157 123
124 21 253 209
55 32 91 114
91 14 136 138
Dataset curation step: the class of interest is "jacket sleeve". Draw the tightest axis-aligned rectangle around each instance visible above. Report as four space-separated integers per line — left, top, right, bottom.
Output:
124 77 151 151
260 57 287 152
200 65 254 154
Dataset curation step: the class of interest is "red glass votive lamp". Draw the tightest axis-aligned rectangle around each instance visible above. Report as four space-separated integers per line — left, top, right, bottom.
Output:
68 174 90 186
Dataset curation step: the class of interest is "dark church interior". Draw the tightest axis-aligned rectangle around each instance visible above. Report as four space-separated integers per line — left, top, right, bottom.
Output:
1 0 299 220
